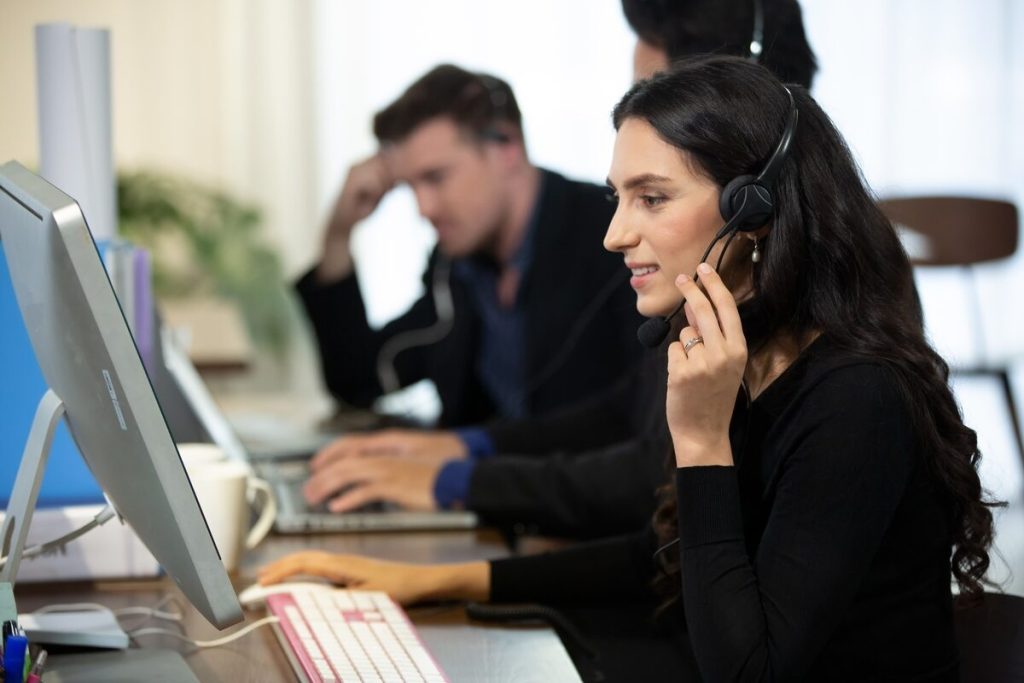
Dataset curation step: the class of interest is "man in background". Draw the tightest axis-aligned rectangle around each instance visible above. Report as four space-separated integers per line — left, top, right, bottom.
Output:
297 65 644 509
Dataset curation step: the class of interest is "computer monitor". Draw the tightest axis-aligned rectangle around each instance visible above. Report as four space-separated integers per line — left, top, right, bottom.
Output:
0 160 243 629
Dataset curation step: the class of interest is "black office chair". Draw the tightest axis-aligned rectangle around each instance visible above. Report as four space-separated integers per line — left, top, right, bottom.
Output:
954 592 1024 682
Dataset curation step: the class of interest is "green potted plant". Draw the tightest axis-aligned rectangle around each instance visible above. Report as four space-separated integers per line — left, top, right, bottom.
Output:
117 170 296 356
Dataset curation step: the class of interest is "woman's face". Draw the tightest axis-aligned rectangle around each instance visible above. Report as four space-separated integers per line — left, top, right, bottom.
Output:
604 118 726 318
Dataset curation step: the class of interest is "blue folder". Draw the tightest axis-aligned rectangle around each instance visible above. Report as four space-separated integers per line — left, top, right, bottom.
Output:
0 241 105 507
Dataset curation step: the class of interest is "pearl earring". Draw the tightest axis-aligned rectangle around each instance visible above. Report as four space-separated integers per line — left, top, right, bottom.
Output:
752 237 761 263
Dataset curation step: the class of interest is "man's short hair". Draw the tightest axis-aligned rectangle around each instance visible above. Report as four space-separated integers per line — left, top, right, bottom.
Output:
621 0 818 88
373 64 523 145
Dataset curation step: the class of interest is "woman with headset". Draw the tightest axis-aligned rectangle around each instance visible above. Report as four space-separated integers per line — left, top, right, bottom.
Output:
258 57 996 681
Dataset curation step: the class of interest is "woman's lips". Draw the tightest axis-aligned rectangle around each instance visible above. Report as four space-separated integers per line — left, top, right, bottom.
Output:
629 264 659 289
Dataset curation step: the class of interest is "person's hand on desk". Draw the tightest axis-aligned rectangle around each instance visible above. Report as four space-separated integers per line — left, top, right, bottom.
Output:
310 428 469 469
257 551 490 607
304 454 444 512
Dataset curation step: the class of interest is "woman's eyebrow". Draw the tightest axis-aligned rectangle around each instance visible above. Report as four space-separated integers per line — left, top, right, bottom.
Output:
607 173 673 192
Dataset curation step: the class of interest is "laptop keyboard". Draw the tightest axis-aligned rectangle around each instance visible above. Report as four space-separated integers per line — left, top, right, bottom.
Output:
267 586 448 683
260 460 390 516
257 459 477 532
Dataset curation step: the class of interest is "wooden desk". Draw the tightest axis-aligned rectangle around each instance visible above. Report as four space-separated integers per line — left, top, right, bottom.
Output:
16 529 582 682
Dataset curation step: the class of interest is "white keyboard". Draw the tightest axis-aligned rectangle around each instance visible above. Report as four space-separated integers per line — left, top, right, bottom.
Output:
266 586 449 683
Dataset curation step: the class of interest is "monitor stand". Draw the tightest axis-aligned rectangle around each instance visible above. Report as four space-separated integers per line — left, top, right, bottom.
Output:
0 390 198 682
0 389 67 622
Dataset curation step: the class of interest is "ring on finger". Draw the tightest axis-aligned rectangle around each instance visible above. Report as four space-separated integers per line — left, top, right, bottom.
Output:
683 336 704 353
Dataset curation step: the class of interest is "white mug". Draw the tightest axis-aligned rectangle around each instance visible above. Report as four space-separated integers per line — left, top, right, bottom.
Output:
179 447 277 572
177 442 229 469
178 442 267 507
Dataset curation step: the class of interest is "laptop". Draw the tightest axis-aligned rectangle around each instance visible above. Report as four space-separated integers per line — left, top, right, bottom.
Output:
154 323 477 533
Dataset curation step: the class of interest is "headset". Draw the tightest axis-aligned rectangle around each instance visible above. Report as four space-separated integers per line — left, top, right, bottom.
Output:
474 73 515 144
636 83 799 348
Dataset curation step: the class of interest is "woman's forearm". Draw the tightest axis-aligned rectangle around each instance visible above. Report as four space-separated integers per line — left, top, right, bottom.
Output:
422 561 491 602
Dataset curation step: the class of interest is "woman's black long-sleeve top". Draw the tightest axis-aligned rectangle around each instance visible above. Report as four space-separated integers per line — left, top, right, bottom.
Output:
489 337 959 682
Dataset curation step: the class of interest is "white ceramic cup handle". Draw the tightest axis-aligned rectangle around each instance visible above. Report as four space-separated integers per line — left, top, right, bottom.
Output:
245 477 277 549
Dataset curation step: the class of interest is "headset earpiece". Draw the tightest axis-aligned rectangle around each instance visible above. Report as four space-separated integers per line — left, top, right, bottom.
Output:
476 73 515 145
719 174 774 233
717 85 799 234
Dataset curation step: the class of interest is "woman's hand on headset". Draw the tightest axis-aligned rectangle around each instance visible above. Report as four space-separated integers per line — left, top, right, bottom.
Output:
665 263 747 468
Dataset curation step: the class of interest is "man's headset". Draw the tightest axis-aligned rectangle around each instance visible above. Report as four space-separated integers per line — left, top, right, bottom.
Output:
636 84 799 348
473 74 515 144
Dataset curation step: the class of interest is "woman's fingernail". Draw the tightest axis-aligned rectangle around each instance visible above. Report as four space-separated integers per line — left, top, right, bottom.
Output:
676 274 690 285
697 263 713 275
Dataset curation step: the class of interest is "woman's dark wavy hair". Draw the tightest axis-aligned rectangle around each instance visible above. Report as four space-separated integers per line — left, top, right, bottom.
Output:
612 56 999 605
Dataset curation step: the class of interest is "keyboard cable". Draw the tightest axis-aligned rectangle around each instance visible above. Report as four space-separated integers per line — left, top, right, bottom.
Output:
29 597 280 649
